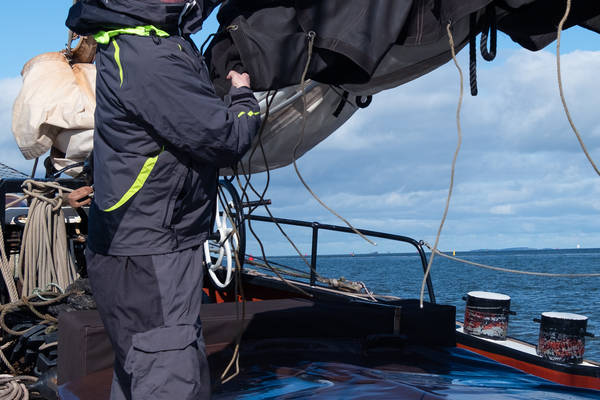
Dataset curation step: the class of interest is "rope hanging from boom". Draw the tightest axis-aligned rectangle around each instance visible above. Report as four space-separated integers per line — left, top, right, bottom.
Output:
556 0 600 176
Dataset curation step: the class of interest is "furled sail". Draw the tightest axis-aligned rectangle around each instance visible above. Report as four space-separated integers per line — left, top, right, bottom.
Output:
206 0 600 97
220 82 358 175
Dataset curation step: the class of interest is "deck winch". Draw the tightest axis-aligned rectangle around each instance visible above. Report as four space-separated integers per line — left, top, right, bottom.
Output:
535 312 594 364
463 291 514 340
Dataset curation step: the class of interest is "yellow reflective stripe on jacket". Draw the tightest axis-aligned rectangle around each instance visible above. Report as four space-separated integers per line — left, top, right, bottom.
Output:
95 25 170 87
237 111 260 118
112 39 124 87
103 153 161 212
94 25 170 44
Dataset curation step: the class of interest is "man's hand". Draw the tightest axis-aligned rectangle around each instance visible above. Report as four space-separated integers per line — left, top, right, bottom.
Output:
227 70 251 89
68 186 94 208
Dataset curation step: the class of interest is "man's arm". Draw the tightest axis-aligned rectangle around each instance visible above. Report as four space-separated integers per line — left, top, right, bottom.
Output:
121 47 260 167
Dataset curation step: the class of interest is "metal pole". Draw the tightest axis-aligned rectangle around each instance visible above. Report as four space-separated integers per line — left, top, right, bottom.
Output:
310 222 319 286
0 181 6 250
417 241 436 304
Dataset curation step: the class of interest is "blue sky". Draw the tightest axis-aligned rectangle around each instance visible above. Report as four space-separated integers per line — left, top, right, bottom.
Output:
1 2 599 256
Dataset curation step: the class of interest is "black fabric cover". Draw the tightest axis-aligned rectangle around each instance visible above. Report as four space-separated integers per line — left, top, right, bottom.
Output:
496 0 600 51
205 0 418 96
58 310 114 385
205 0 600 97
58 298 456 384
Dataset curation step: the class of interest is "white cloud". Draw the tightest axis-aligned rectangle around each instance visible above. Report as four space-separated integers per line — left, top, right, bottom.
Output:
463 49 600 153
0 77 33 174
318 113 397 151
490 204 515 215
0 77 21 128
244 48 600 254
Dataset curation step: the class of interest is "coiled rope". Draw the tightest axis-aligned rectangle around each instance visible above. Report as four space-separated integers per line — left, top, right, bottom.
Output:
0 290 72 386
0 227 18 303
557 0 600 176
0 375 37 400
419 22 464 309
13 180 78 297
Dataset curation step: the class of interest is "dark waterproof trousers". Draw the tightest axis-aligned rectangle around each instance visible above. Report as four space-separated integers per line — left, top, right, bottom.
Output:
86 246 210 399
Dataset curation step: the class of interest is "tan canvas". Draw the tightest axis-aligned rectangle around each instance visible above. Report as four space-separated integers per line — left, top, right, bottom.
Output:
12 52 95 175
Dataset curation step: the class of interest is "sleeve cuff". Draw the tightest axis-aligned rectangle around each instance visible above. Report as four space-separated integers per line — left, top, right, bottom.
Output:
228 86 257 104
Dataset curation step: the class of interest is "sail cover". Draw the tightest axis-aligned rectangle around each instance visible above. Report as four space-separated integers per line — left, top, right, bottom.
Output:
206 0 600 97
12 52 95 177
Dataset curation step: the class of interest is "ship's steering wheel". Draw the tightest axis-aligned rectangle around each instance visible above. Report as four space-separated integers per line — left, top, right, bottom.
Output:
203 180 245 288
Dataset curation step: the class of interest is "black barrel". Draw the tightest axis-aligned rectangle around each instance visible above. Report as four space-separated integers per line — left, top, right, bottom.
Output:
537 312 588 364
464 291 511 340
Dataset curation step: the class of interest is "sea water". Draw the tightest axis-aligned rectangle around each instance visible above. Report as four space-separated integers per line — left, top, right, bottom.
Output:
213 248 600 398
270 248 600 362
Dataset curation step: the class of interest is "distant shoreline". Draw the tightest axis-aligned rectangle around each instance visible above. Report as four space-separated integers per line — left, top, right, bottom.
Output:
265 247 600 258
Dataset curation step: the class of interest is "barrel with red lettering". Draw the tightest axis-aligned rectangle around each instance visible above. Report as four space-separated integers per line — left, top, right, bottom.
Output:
464 291 512 340
537 312 588 364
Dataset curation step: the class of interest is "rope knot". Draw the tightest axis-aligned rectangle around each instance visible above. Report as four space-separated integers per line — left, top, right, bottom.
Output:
20 180 72 212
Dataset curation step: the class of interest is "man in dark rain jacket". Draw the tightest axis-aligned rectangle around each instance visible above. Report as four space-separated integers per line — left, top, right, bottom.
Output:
66 1 260 398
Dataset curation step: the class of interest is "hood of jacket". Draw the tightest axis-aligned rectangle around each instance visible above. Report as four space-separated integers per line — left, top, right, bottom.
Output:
66 0 221 36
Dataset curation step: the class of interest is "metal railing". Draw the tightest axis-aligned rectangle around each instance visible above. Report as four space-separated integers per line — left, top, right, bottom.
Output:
246 214 436 303
2 178 437 303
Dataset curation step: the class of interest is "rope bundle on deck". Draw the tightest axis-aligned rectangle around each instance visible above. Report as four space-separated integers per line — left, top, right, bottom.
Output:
13 180 78 299
0 375 37 400
0 290 74 398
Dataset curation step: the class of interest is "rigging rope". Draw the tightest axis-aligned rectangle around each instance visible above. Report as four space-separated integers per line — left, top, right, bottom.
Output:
292 31 376 246
0 290 72 337
557 0 600 176
419 22 464 309
0 342 16 375
233 93 315 298
423 242 600 277
218 89 318 382
234 109 317 275
225 31 378 299
468 13 478 96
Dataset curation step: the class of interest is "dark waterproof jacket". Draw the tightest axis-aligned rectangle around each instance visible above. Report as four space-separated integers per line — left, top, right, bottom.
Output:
67 0 260 256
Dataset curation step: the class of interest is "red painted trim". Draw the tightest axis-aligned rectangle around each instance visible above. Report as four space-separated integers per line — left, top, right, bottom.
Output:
457 343 600 390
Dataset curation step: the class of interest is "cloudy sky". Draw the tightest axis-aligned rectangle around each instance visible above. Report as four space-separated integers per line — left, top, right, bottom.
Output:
1 2 599 256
